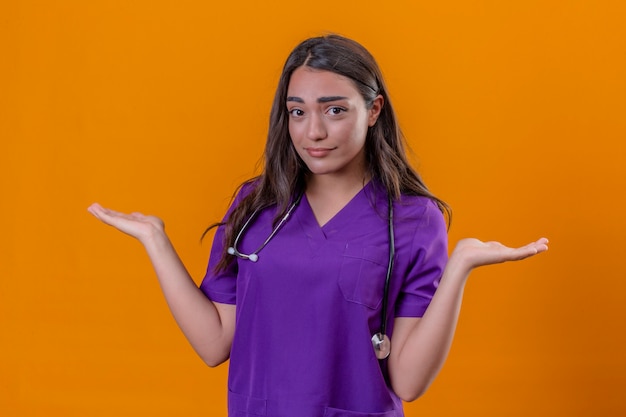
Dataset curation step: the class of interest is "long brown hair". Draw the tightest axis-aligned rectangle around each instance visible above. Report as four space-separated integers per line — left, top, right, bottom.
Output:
206 34 450 272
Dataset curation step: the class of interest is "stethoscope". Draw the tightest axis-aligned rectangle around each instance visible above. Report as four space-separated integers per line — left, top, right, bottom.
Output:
227 193 395 360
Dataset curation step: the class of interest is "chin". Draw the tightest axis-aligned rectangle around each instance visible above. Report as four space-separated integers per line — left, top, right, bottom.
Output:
305 165 339 176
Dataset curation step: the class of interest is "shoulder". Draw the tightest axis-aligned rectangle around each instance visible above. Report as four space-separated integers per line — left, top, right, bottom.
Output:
230 178 260 206
220 178 261 222
366 181 446 231
237 178 260 198
395 194 448 248
396 194 445 225
394 195 448 272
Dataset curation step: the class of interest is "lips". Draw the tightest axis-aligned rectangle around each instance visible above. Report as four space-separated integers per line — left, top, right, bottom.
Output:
305 147 335 158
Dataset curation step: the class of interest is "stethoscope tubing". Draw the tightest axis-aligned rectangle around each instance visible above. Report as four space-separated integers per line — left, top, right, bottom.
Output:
228 193 304 262
381 196 395 338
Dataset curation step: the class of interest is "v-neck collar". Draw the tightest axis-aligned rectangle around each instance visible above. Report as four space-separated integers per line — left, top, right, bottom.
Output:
296 181 374 241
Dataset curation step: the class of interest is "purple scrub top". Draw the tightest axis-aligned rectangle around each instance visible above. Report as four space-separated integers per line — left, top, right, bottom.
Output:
200 181 448 417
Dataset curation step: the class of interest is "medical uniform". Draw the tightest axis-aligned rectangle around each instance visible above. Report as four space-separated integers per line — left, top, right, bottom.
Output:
200 180 448 417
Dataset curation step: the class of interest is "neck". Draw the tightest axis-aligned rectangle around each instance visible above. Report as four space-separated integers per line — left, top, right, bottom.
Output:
304 172 371 227
305 172 371 200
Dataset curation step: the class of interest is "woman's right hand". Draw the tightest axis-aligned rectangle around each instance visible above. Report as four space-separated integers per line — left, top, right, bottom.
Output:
87 203 165 243
88 202 235 366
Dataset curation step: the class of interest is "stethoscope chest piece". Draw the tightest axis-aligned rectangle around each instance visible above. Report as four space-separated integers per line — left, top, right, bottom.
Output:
371 333 391 360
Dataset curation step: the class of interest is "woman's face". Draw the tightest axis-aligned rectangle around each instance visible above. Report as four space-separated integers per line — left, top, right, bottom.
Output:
286 66 382 181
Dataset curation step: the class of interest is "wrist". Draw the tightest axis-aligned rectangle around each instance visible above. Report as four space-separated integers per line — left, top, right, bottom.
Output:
442 253 472 284
140 225 170 252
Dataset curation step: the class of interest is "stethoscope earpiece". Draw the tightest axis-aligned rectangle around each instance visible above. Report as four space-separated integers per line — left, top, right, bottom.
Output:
228 246 259 262
228 193 304 264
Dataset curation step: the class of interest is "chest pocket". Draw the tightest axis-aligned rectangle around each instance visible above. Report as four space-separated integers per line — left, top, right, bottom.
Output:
338 244 389 310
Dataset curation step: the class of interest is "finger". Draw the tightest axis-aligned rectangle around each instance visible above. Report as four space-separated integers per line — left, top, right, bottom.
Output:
88 203 119 217
100 207 133 220
87 202 103 216
512 241 548 260
87 203 110 220
130 212 149 221
88 204 130 227
89 207 117 225
535 237 549 253
520 238 549 256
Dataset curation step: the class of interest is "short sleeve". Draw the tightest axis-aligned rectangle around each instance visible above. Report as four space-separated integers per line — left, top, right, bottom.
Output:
395 199 448 318
199 185 253 304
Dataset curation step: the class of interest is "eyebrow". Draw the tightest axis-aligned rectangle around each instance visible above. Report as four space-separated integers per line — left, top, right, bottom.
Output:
286 96 349 104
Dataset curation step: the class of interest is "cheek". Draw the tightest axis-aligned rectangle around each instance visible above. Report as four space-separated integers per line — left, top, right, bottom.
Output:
288 124 305 157
339 120 368 146
288 121 302 144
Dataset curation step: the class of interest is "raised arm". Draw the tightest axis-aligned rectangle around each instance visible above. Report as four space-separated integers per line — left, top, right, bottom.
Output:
388 237 549 401
87 203 235 367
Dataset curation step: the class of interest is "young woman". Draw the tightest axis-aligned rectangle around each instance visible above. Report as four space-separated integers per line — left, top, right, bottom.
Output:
88 35 548 417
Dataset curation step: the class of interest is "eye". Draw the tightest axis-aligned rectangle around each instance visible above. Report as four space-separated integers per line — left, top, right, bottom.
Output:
327 106 346 116
288 108 304 117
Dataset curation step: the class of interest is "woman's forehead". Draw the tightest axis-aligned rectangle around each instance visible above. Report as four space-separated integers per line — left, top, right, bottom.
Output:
286 67 359 98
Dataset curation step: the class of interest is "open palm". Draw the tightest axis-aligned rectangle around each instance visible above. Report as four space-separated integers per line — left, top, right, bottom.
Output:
87 203 165 243
451 237 549 271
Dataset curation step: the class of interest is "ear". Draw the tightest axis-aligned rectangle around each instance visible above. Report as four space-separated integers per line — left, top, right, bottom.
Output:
368 95 384 127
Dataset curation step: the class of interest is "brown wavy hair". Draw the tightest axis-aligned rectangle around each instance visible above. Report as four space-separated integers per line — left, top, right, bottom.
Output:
206 34 450 272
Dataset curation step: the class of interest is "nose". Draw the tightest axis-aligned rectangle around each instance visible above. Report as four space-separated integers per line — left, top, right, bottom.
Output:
306 112 328 141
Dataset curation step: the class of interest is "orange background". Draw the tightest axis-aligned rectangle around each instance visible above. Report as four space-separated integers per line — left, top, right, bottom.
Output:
2 1 625 416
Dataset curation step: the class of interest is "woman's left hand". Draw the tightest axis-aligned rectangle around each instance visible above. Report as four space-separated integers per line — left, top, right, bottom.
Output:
450 237 549 272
